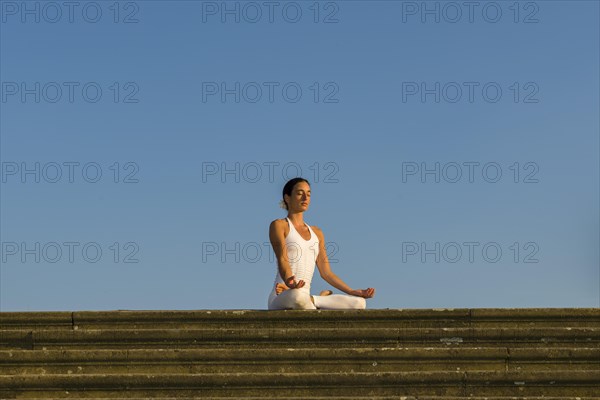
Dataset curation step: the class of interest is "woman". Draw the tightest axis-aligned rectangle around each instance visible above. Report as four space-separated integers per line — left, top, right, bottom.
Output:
267 177 375 310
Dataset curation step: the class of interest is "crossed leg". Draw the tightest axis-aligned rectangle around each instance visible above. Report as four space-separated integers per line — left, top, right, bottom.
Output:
269 287 317 310
312 293 366 310
273 283 366 310
275 283 332 305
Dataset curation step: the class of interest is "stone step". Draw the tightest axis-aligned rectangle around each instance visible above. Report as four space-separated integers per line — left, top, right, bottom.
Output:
0 347 598 375
1 327 598 350
0 371 598 397
2 308 597 398
1 309 598 330
6 398 600 400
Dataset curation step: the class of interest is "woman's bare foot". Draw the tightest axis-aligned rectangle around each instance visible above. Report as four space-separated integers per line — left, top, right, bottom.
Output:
275 283 333 297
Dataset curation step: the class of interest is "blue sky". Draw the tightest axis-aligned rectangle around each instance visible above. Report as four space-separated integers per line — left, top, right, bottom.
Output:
1 0 598 311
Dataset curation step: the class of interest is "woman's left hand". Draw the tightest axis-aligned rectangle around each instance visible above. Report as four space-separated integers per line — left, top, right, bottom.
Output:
349 288 375 298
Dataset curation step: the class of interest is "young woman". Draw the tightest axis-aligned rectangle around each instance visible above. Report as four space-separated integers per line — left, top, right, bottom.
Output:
267 177 375 310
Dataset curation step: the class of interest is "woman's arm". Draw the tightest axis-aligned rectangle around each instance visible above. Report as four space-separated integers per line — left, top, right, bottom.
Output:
269 219 305 289
313 226 375 298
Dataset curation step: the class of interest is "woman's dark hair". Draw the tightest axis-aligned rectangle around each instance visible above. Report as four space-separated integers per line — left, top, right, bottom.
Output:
282 177 310 210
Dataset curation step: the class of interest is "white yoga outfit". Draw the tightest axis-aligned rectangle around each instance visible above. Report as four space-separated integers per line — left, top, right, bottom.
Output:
267 217 366 310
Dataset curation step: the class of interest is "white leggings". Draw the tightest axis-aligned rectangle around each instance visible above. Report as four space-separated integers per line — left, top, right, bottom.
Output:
268 288 366 310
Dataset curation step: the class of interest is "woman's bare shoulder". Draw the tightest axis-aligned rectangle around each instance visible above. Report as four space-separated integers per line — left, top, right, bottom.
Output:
269 219 290 240
269 218 288 230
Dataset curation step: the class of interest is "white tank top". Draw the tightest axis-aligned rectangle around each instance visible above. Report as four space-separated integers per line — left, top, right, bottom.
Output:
271 217 320 292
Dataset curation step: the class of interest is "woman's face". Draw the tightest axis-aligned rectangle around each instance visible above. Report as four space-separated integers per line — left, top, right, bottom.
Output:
285 181 311 212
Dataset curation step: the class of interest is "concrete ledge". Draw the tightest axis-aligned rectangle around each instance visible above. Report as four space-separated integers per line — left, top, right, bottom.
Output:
2 308 599 328
1 347 598 376
1 370 599 387
0 311 73 328
1 327 598 349
1 308 598 398
0 371 598 396
1 347 598 364
1 395 600 400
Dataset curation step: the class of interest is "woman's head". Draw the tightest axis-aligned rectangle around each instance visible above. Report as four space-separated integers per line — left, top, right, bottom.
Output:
281 177 311 212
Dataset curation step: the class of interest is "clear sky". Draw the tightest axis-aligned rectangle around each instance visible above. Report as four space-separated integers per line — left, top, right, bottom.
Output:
1 0 598 311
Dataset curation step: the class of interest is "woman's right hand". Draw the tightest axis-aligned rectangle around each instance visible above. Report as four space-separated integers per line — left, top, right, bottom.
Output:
285 275 305 289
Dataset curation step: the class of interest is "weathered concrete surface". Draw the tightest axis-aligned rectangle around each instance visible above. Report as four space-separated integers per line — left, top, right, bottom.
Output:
0 308 598 398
